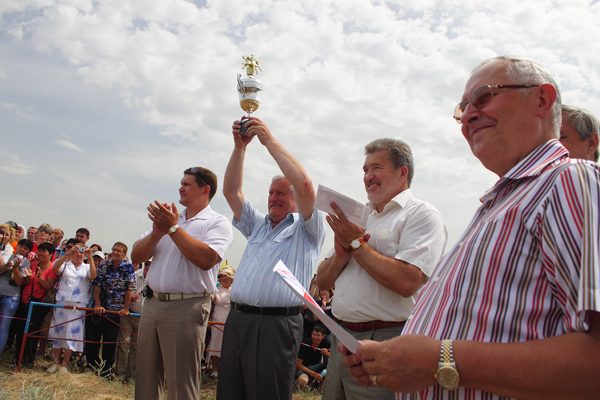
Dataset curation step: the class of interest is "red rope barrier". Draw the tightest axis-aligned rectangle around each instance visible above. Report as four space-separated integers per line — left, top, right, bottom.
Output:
15 302 228 373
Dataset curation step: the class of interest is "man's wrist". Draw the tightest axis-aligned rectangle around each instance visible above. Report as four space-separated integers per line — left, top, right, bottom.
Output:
347 237 365 252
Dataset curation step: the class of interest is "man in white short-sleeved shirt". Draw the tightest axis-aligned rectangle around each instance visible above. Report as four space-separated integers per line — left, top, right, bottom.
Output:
132 166 233 400
317 138 447 400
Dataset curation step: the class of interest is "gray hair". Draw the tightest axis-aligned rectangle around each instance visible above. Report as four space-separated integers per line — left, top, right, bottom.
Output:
562 104 600 161
271 175 295 197
473 56 562 133
364 138 414 187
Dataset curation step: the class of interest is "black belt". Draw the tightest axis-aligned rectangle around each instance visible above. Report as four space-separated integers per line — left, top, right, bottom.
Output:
334 316 406 332
231 301 301 316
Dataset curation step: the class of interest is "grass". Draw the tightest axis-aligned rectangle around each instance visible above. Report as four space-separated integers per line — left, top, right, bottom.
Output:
0 347 321 400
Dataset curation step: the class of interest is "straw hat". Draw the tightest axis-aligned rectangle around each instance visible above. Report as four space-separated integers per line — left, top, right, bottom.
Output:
220 261 235 280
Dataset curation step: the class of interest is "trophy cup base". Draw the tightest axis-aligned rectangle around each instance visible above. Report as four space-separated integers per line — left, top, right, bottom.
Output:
240 99 260 114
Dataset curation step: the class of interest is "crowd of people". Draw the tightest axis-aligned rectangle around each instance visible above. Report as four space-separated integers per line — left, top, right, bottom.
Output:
2 55 600 400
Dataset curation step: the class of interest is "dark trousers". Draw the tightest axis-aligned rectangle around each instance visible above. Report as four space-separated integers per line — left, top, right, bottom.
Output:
86 314 120 377
216 308 302 400
13 299 48 367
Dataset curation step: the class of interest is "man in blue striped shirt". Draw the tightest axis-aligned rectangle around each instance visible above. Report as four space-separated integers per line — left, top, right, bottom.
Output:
219 116 326 400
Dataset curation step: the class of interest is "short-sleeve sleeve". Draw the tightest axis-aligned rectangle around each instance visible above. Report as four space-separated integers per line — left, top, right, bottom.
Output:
395 207 447 277
541 163 600 332
233 198 265 238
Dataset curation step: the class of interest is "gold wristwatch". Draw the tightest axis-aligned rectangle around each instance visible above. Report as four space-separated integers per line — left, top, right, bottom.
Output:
167 224 179 236
347 238 365 252
435 339 460 391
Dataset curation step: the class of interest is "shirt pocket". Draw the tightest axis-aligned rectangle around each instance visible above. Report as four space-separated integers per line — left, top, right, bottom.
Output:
369 229 400 258
272 230 294 244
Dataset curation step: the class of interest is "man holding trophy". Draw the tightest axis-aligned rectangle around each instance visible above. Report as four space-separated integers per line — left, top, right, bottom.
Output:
218 56 326 400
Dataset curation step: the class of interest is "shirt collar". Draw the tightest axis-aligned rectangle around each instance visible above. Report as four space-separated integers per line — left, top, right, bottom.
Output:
366 188 414 215
265 212 298 229
182 205 212 221
480 139 568 203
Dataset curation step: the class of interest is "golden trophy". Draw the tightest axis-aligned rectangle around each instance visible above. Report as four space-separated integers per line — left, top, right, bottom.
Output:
237 55 263 135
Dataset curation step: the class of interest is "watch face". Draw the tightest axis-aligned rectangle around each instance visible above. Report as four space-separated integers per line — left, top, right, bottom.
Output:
351 239 360 249
437 365 459 388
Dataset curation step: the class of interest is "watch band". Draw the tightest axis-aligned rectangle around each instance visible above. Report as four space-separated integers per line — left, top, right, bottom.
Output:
440 339 452 363
436 339 460 391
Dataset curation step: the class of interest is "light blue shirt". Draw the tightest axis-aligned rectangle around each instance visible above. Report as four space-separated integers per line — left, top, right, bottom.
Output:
231 198 326 307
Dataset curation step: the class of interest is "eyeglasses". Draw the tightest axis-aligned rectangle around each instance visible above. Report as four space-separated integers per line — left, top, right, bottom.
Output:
38 229 51 234
185 167 208 187
453 84 540 124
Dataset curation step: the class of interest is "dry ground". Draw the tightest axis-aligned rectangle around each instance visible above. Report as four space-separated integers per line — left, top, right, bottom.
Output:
0 348 321 400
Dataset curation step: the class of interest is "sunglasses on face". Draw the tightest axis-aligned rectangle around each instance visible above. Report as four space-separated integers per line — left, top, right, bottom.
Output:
38 229 51 234
453 84 540 124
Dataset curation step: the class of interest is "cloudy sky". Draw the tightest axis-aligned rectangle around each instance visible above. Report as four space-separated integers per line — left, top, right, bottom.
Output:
2 0 599 270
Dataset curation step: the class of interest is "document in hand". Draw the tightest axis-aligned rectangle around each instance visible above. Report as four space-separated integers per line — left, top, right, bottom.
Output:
273 260 360 353
314 185 370 229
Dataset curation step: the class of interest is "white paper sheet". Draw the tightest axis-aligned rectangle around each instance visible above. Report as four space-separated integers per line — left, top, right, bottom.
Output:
273 260 360 353
314 185 370 229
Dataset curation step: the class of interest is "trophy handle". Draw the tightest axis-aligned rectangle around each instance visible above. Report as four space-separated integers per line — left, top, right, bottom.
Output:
237 73 243 94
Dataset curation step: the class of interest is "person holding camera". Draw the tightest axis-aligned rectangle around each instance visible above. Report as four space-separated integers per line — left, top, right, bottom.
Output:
47 239 97 374
12 241 59 368
0 238 33 356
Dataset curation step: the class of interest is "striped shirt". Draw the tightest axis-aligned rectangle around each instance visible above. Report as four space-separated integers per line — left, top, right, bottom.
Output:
399 140 600 400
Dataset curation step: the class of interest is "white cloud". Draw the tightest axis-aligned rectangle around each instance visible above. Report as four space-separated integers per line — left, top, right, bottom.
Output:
0 152 35 175
56 139 83 151
2 0 600 267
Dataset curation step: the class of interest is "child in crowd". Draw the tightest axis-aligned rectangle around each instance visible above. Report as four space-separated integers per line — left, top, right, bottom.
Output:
206 264 235 378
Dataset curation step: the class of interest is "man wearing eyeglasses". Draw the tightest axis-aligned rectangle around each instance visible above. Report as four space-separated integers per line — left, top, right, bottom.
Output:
219 117 326 400
132 166 233 400
560 105 599 162
340 56 600 400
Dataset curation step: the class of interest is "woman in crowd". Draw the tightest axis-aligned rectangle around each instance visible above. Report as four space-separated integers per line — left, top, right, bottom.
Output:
206 264 235 378
12 242 59 367
0 224 15 267
47 240 96 374
0 238 33 355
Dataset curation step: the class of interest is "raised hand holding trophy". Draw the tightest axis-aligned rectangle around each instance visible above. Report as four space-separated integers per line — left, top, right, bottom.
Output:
237 55 263 136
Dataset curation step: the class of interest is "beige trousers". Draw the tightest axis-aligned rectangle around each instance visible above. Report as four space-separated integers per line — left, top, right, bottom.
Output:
135 295 210 400
115 313 140 380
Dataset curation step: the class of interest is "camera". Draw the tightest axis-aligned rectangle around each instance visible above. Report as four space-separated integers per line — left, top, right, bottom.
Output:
78 246 86 253
142 285 153 298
